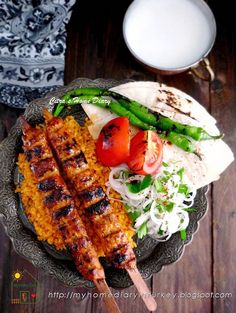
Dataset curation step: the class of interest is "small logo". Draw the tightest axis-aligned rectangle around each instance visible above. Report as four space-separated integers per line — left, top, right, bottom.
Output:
11 270 41 304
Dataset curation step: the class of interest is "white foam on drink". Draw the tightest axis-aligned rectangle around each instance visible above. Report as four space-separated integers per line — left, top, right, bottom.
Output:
124 0 215 69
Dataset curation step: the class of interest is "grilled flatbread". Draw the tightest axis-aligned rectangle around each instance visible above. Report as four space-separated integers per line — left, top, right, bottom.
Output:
82 81 234 190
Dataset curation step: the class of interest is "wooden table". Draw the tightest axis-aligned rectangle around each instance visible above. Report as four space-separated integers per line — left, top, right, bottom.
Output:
0 1 235 312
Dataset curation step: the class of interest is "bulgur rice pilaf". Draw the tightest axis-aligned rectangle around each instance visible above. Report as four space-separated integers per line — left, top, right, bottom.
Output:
17 116 135 256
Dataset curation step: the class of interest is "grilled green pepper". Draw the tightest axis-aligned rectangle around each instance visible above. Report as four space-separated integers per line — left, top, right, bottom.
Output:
61 94 155 130
53 87 222 157
159 132 201 158
105 91 222 141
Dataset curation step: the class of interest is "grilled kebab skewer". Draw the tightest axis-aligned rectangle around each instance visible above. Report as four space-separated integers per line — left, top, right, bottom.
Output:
44 111 157 311
20 117 121 313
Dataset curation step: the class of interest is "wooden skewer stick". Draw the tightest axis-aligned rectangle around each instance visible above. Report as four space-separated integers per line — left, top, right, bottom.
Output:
94 279 121 313
127 268 157 312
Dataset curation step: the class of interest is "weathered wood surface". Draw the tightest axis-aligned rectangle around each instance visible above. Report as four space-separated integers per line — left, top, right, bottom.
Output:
0 1 235 312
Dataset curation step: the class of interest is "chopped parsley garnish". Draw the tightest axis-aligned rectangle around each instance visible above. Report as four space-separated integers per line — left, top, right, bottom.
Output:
154 180 166 193
137 221 148 239
165 201 174 212
120 170 129 179
155 199 175 213
180 229 187 241
178 184 189 195
128 211 141 222
183 207 197 213
162 161 168 167
177 167 185 180
111 162 194 242
143 204 151 212
126 175 152 193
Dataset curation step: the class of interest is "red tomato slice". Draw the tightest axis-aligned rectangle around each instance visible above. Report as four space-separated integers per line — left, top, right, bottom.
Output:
96 117 130 166
127 130 163 175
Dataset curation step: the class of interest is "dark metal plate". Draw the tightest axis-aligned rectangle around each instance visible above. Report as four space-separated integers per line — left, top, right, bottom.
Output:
0 78 208 288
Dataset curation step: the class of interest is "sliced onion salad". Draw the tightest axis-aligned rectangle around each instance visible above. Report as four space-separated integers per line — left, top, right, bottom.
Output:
107 162 197 241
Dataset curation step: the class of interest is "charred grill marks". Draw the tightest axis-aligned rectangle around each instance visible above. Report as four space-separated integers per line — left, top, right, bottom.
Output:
86 198 110 217
21 119 104 281
45 114 136 270
111 245 136 266
113 253 127 265
79 186 106 207
73 172 94 191
63 151 87 169
55 138 81 160
53 205 74 219
44 187 72 207
38 176 59 191
30 158 57 178
25 146 42 161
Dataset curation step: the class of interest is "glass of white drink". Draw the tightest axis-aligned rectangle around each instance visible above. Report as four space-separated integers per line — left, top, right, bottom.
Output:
123 0 216 80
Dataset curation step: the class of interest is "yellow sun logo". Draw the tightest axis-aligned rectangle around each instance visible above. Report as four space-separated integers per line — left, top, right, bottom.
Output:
12 271 23 281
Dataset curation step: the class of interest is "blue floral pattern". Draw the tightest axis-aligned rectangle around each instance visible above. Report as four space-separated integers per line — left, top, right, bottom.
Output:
0 0 76 108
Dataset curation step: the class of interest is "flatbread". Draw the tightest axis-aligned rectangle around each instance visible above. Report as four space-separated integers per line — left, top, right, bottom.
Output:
111 81 217 127
82 81 234 190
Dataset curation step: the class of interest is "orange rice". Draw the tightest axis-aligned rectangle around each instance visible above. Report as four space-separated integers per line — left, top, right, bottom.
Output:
17 116 135 256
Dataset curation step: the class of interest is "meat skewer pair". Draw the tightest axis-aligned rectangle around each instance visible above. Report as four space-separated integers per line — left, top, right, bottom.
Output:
44 110 157 311
21 118 121 313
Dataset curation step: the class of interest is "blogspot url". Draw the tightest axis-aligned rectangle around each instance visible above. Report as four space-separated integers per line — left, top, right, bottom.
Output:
48 291 233 301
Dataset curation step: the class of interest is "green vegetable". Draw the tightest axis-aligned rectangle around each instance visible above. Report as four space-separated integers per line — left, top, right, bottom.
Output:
61 87 103 100
128 211 141 222
73 95 109 107
65 94 155 130
53 103 65 116
143 204 152 212
178 184 189 195
156 202 165 213
183 207 197 213
105 90 223 141
113 97 158 126
53 88 105 116
160 132 201 158
180 229 187 241
126 175 152 193
119 170 130 179
109 100 155 130
156 200 174 213
177 167 185 180
162 161 169 167
165 201 174 212
155 116 222 141
54 87 222 155
154 180 166 193
137 222 148 239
